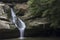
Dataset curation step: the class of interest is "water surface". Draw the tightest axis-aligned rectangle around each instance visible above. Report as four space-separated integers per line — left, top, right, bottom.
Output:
4 37 60 40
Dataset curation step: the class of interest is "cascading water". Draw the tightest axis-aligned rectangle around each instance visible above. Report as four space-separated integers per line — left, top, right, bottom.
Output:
10 8 26 39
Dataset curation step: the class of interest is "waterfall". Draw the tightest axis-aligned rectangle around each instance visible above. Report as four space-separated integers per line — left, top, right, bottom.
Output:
11 8 26 39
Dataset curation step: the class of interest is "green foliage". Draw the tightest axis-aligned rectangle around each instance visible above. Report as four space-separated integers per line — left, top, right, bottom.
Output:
28 0 54 17
28 0 60 28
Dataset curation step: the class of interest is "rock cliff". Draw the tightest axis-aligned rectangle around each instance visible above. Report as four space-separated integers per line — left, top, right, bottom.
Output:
0 3 10 29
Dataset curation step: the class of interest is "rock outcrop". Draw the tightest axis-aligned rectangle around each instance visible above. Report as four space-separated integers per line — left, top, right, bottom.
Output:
14 3 49 29
0 2 49 29
0 3 10 29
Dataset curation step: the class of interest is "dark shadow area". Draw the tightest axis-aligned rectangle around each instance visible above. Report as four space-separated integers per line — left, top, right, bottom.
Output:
0 28 20 39
0 0 28 3
0 28 60 39
0 18 10 22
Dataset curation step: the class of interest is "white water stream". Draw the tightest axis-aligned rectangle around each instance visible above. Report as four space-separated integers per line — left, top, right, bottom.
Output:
11 8 26 39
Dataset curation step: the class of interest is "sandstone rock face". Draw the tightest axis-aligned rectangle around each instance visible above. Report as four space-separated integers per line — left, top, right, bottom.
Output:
0 3 49 29
14 3 49 29
0 3 10 29
0 20 10 29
